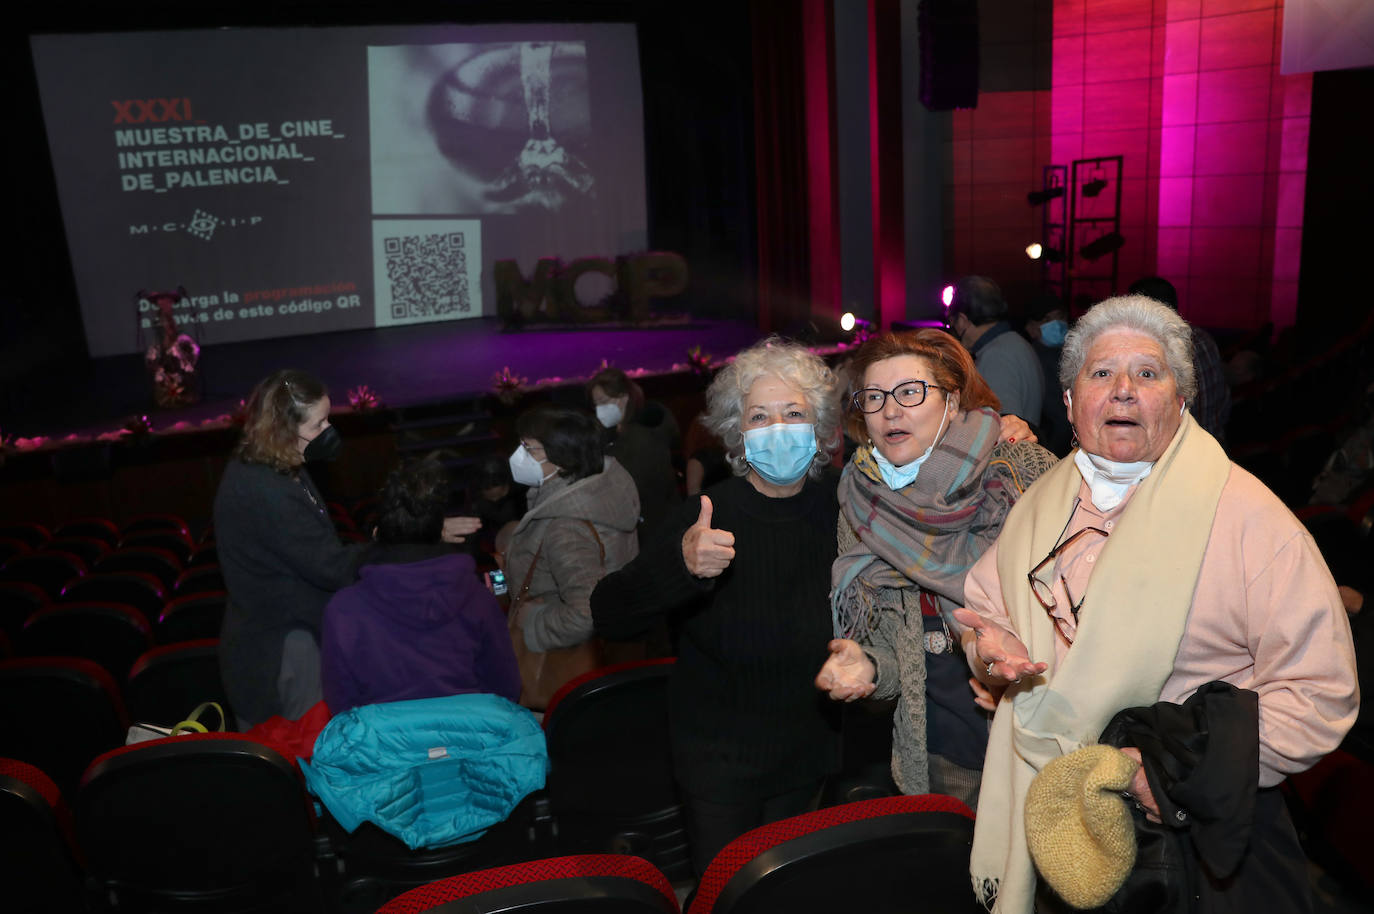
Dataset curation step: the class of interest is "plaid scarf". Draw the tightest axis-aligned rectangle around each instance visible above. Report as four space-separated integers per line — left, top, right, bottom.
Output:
832 407 1011 640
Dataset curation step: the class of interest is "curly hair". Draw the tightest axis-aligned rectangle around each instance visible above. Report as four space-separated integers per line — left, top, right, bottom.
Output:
704 336 841 480
234 369 327 473
842 329 1001 442
1059 294 1197 405
377 456 451 544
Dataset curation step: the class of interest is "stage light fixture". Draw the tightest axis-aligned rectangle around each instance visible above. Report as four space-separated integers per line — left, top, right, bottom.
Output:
1081 177 1108 197
1026 187 1065 206
1078 231 1125 261
840 312 856 332
941 285 955 308
1026 243 1064 263
1026 243 1043 260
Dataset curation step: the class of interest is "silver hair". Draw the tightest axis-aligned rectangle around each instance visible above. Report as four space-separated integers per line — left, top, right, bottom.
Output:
1058 294 1197 405
704 336 842 480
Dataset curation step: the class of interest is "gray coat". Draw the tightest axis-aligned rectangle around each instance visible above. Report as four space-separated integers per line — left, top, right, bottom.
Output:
507 457 640 651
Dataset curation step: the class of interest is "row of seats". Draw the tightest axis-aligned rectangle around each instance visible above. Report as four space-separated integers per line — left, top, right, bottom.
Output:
3 730 976 914
1 662 981 914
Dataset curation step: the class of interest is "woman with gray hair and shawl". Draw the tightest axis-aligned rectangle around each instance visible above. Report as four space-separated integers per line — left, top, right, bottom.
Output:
814 329 1055 807
954 295 1357 912
591 336 846 877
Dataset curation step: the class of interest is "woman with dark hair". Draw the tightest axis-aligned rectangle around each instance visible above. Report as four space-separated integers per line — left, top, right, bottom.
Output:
586 367 680 539
503 406 640 707
815 330 1055 806
320 457 520 714
215 369 368 727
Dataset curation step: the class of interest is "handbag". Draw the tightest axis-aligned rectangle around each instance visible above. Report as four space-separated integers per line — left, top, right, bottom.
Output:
126 701 227 745
508 520 606 710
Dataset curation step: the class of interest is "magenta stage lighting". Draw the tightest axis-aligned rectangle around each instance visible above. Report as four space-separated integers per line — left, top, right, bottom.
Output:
941 285 955 308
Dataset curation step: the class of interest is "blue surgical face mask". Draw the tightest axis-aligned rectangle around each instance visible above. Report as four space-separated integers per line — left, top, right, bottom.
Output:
743 422 817 486
1040 319 1068 347
869 395 950 490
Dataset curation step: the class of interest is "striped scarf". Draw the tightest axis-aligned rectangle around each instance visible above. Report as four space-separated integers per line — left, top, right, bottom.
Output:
832 407 1011 640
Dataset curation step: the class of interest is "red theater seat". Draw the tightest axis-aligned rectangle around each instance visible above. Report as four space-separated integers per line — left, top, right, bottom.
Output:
687 795 980 914
376 854 679 914
0 757 86 913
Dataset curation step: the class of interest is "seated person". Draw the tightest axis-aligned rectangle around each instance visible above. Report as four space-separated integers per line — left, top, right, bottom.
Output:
320 457 520 713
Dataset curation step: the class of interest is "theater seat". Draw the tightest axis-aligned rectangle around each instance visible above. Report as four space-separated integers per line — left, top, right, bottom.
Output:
542 659 687 881
0 758 86 914
60 570 165 619
174 563 225 596
686 794 980 914
375 854 679 914
120 512 191 539
0 657 129 798
0 580 47 641
0 551 86 600
53 516 120 547
156 590 228 644
0 521 51 551
95 545 183 592
77 732 324 912
120 528 193 564
19 601 153 682
125 638 233 727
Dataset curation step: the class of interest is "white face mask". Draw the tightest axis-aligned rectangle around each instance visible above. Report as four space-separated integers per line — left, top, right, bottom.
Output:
594 402 623 428
1073 449 1154 511
870 394 951 491
509 444 553 488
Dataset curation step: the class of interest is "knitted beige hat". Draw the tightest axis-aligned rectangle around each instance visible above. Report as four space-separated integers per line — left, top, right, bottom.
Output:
1024 743 1139 909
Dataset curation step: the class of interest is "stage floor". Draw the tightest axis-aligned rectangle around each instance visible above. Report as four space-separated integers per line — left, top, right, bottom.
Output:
23 318 769 440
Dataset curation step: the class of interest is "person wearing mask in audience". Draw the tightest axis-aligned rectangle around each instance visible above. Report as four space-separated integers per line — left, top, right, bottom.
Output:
587 367 681 539
504 406 640 707
815 330 1056 808
320 456 520 714
954 296 1356 912
214 369 366 728
948 275 1046 428
1024 294 1073 456
1128 275 1231 447
591 338 854 878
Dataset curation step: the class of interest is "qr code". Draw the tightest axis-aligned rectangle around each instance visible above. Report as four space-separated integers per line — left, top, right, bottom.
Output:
382 232 471 320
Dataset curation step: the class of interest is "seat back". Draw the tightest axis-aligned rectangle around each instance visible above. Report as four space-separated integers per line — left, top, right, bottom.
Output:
94 545 183 592
687 795 980 914
77 732 322 912
0 657 129 797
0 580 48 641
157 590 229 643
59 571 165 619
53 517 120 547
542 660 685 880
376 854 679 914
42 535 111 568
126 639 234 727
0 522 51 551
174 563 225 596
0 551 86 599
19 602 153 682
120 512 191 538
119 528 193 564
0 758 86 914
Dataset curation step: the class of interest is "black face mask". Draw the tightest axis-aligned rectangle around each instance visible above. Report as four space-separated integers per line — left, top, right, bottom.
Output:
301 424 342 463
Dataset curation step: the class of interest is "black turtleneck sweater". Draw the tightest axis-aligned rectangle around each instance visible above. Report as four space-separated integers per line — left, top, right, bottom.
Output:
591 473 841 801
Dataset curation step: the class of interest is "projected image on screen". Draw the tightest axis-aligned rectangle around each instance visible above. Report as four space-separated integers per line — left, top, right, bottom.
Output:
29 23 646 358
370 41 594 215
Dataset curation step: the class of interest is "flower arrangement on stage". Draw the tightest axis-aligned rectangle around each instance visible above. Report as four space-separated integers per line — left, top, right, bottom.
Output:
492 366 528 406
686 345 713 376
348 385 383 411
138 288 202 409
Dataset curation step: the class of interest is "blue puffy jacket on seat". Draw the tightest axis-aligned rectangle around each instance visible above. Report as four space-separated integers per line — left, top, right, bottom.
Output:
301 692 548 850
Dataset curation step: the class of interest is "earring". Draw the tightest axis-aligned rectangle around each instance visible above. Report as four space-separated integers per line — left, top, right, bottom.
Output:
1070 429 1079 449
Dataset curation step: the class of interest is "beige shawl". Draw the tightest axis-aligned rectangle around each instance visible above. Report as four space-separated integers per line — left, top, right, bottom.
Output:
970 413 1231 913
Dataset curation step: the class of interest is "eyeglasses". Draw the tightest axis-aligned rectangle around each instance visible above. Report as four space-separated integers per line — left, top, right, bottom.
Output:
1026 498 1108 645
851 380 945 414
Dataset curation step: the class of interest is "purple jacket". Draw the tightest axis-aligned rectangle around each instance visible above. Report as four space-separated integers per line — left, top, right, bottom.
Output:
320 546 520 714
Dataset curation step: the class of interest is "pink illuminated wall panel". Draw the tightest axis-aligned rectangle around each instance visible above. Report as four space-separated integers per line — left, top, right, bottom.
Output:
946 0 1310 331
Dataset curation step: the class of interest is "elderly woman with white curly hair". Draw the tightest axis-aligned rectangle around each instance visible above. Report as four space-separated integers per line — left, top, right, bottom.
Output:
591 336 845 876
953 295 1358 913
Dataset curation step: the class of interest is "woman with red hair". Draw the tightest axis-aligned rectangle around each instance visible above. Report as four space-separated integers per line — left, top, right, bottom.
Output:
815 330 1056 805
